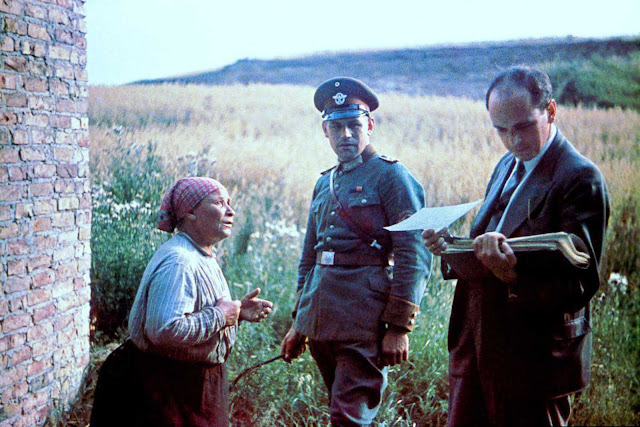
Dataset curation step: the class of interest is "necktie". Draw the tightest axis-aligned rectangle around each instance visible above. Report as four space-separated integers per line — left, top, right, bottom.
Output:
486 161 525 232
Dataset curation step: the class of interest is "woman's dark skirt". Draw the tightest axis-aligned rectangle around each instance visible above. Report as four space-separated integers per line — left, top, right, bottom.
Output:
90 340 229 426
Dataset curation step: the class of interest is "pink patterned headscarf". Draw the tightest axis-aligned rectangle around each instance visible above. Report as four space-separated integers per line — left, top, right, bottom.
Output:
157 177 223 233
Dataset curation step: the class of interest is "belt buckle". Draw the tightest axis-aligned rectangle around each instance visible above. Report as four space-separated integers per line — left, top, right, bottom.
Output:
320 251 335 265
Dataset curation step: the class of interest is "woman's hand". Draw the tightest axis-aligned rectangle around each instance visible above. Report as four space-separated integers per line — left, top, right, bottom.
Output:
239 288 273 322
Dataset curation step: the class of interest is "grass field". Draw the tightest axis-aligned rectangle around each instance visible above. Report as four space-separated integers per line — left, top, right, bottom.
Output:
50 83 639 425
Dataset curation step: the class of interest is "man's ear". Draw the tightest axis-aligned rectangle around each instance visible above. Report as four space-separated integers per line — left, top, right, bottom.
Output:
547 99 557 123
321 121 329 138
367 116 375 135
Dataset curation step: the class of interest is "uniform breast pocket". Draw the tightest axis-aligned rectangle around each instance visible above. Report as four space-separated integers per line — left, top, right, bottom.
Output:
346 191 381 209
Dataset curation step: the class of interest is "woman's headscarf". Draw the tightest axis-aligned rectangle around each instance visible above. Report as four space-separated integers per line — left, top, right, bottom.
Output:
157 177 223 233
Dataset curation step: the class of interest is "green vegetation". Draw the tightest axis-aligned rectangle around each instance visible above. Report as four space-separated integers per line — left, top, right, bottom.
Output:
545 52 640 111
49 84 640 426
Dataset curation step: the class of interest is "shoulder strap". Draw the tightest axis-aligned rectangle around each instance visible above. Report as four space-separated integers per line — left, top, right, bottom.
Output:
329 168 383 250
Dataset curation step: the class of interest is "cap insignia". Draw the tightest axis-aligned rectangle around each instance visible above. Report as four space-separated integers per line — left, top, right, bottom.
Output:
332 92 347 105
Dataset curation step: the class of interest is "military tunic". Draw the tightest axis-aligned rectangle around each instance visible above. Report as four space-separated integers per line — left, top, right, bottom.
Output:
294 145 431 342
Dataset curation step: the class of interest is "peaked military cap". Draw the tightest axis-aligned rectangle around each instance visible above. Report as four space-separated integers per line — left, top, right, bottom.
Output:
314 77 379 121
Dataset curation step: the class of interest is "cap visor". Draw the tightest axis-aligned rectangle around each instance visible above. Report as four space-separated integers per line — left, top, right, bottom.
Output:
323 109 369 121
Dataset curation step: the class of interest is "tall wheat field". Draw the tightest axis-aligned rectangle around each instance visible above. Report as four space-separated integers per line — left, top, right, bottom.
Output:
59 84 640 426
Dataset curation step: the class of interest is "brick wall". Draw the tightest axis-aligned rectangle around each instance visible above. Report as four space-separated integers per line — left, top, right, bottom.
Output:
0 0 90 425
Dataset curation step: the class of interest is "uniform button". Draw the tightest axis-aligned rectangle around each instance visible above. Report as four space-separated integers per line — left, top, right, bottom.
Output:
338 171 343 176
335 184 339 189
330 211 336 216
329 225 335 229
361 199 367 204
326 237 332 242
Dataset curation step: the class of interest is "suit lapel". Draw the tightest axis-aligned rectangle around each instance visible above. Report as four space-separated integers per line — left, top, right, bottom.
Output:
471 156 516 237
500 131 566 237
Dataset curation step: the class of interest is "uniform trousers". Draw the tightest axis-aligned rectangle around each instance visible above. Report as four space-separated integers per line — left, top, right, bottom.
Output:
309 340 388 427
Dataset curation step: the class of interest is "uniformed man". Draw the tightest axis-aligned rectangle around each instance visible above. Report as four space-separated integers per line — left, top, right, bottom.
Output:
281 77 432 426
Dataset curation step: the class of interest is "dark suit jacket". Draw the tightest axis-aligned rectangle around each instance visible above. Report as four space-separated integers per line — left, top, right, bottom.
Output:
446 129 610 399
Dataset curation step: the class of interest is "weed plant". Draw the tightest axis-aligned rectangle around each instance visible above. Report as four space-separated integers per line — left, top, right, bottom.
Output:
66 84 640 426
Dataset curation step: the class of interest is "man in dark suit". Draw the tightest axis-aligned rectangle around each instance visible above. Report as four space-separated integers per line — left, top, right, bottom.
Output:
422 66 610 426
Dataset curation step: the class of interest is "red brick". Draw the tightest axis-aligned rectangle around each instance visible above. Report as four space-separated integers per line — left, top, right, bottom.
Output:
0 146 20 162
1 313 31 334
3 275 30 293
7 258 25 275
9 294 27 312
50 114 71 129
1 35 15 51
57 166 77 181
31 129 53 144
27 358 52 377
0 73 17 89
27 253 51 272
54 64 74 80
15 202 33 218
57 196 78 210
33 200 55 215
48 45 70 60
0 184 22 202
27 58 48 77
75 36 86 50
0 0 24 15
10 345 32 366
49 79 69 95
32 217 52 232
20 146 46 161
30 336 54 358
49 8 69 25
32 164 56 178
52 211 74 227
6 93 27 108
11 129 29 144
0 299 8 317
32 269 55 287
53 147 74 162
27 24 51 42
53 245 75 262
75 68 88 83
56 260 77 279
55 29 74 45
27 288 51 307
25 3 47 19
22 40 46 58
4 55 27 72
23 112 49 127
2 381 29 401
27 322 53 341
24 77 48 92
30 181 53 196
55 99 74 114
9 165 28 181
0 332 26 352
7 239 29 256
3 16 27 35
0 111 19 125
28 95 55 111
32 303 55 323
0 205 11 220
54 180 74 194
0 166 8 182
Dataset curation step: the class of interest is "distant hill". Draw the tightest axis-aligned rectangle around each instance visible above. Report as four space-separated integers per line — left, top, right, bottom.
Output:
133 37 640 101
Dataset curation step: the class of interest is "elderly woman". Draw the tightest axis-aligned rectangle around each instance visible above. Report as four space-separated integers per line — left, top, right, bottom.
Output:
91 177 272 426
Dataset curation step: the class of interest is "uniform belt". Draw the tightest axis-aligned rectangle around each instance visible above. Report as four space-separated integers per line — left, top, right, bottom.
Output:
316 251 388 266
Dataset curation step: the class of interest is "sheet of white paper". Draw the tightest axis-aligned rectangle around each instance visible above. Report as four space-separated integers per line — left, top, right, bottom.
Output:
385 199 483 232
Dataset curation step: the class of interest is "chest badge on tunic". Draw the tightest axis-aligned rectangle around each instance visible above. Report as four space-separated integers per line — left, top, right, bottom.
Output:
332 92 347 105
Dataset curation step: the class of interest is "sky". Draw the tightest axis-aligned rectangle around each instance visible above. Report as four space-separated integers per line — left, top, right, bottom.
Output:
86 0 640 86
